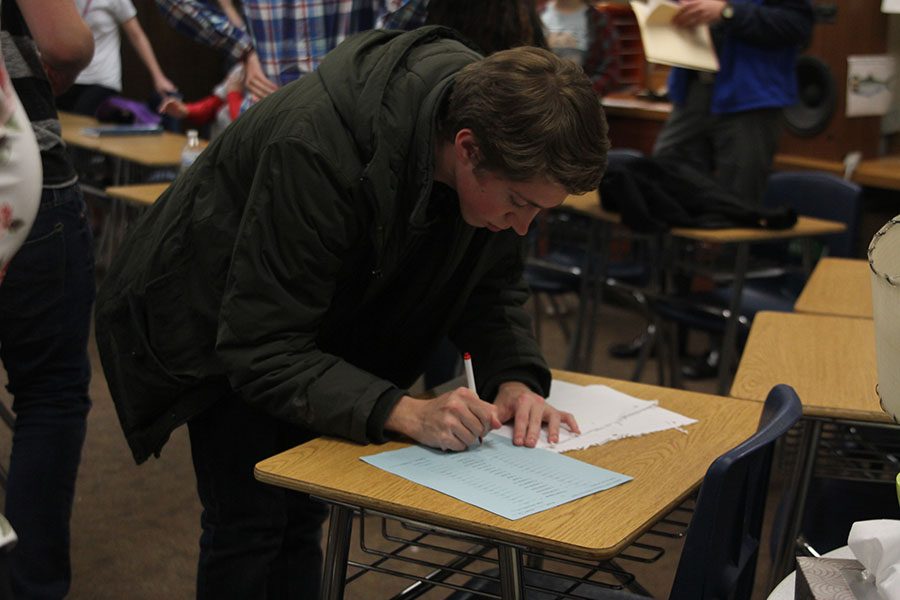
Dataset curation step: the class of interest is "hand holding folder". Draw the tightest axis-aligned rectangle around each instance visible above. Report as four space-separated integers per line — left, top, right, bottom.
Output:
630 0 719 72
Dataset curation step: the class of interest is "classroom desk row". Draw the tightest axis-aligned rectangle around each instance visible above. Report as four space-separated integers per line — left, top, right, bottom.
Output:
730 257 894 585
561 191 846 394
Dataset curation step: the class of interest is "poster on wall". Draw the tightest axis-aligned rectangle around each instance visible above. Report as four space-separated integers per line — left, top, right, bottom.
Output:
846 55 896 117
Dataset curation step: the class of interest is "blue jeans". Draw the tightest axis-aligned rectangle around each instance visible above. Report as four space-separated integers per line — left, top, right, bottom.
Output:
0 185 94 599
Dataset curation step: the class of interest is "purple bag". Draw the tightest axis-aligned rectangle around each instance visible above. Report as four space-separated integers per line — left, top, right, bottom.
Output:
95 96 161 126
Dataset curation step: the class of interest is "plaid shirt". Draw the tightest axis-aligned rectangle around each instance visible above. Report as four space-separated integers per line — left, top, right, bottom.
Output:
155 0 428 87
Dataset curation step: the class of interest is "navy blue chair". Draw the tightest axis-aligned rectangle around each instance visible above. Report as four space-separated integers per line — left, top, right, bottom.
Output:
446 384 803 600
636 171 862 385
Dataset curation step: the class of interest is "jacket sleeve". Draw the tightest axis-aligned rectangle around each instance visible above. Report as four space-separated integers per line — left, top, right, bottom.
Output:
720 0 813 48
448 238 551 403
154 0 253 63
215 139 401 443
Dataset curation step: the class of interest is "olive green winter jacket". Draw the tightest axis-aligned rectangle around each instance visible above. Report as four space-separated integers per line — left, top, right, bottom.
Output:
95 26 551 464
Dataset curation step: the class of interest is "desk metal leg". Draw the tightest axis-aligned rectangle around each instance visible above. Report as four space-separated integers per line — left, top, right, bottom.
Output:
769 419 822 588
716 242 749 395
497 545 525 600
566 220 607 372
322 504 354 600
582 221 611 370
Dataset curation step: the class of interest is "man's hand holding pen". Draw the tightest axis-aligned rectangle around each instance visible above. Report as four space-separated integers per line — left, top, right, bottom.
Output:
384 389 500 452
385 352 580 451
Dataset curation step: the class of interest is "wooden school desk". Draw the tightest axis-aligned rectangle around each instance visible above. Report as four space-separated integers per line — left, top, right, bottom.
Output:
255 370 764 599
730 311 893 586
105 182 170 207
793 258 872 319
563 192 845 394
59 110 206 182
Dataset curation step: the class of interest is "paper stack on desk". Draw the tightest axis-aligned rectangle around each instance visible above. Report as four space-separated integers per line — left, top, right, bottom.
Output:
494 380 697 452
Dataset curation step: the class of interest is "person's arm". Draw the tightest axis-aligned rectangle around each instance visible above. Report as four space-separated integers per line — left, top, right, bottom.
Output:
216 0 245 28
378 0 429 30
153 0 276 99
121 17 177 96
673 0 813 48
216 139 488 448
18 0 94 94
154 0 253 63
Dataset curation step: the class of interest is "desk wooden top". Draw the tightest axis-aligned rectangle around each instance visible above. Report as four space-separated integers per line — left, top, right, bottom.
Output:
731 312 889 423
772 154 844 177
255 371 762 560
772 153 900 192
601 93 672 122
855 155 900 191
59 111 103 150
105 182 170 206
794 258 872 319
59 111 206 167
563 192 846 243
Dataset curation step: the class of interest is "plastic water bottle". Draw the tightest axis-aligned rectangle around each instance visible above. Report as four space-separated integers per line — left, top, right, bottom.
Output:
180 129 202 173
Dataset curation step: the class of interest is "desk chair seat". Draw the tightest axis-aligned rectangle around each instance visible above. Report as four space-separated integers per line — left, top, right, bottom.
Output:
447 385 803 600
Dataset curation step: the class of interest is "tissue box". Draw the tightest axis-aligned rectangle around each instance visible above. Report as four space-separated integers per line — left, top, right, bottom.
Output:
795 557 872 600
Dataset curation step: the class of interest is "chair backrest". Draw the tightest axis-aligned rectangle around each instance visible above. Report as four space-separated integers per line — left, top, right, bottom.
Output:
668 384 803 600
762 171 862 258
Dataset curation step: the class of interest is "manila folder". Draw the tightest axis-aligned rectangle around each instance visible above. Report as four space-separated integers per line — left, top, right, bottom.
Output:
630 0 719 72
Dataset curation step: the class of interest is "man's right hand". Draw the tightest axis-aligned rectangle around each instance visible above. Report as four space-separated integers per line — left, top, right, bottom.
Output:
384 388 501 452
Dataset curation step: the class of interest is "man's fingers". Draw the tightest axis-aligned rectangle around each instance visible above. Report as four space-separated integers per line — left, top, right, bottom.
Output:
545 410 562 444
560 411 581 435
524 401 545 447
512 401 529 446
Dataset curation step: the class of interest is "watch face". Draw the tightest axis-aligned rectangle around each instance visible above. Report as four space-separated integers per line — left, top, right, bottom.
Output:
722 5 734 18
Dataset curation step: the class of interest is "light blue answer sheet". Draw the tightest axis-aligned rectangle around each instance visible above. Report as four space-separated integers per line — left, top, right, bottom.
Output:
361 433 631 520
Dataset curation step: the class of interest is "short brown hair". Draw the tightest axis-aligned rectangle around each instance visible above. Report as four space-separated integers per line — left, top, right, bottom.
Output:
440 46 609 194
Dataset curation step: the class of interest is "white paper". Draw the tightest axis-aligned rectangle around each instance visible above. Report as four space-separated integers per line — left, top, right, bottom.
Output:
630 0 719 72
847 55 896 117
849 520 900 600
494 380 697 453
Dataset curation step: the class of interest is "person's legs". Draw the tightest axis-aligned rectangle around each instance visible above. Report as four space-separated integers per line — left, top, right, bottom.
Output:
712 108 782 207
0 185 95 599
652 77 715 174
188 391 328 600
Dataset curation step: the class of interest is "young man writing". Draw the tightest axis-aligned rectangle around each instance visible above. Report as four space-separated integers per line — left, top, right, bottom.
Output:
96 26 608 598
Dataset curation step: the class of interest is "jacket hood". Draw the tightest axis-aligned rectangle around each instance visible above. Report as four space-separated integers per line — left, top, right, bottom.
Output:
316 27 481 231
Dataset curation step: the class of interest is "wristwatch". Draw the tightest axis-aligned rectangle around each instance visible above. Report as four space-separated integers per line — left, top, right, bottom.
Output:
721 3 735 20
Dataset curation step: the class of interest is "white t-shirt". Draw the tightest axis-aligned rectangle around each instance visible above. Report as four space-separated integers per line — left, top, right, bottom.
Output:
75 0 137 91
541 2 590 67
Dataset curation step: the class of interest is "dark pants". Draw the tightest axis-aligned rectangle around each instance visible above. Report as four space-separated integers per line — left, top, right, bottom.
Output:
0 185 95 599
188 391 328 600
653 77 782 207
